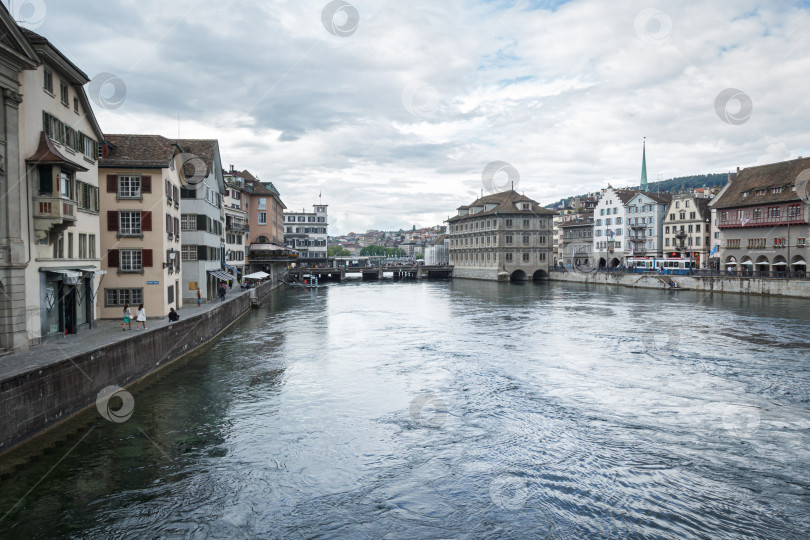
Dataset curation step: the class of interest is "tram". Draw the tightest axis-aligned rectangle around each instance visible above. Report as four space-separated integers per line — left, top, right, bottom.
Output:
625 257 697 275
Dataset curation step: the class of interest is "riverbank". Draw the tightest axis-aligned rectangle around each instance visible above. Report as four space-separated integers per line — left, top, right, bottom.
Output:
0 280 284 454
548 270 810 298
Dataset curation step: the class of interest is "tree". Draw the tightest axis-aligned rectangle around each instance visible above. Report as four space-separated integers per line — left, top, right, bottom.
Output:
360 245 406 257
328 245 351 257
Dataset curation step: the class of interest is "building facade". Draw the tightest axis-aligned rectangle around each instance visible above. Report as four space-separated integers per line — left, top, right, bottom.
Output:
284 204 328 264
1 18 105 350
177 139 230 301
624 191 672 258
246 178 290 277
98 135 184 319
592 187 637 267
712 158 810 275
559 214 594 267
447 190 554 280
424 234 449 265
662 193 711 266
222 168 250 280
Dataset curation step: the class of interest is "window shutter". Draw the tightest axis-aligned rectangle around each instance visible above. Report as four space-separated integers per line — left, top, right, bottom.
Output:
108 249 119 268
197 214 206 231
165 179 171 197
174 217 179 236
107 211 118 231
142 249 153 267
141 175 152 193
141 211 152 231
166 214 172 233
197 244 207 260
106 175 117 193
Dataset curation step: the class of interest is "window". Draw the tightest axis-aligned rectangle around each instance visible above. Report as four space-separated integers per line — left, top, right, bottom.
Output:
505 219 513 227
258 198 267 210
181 245 197 260
258 212 267 225
522 235 529 244
522 253 530 262
119 211 142 235
74 97 79 113
44 69 53 93
67 233 73 258
506 253 513 262
690 212 696 220
181 214 196 231
105 288 143 307
665 226 670 234
89 235 96 258
79 234 87 258
60 81 69 106
768 207 780 218
119 176 141 198
60 171 73 199
523 219 530 227
798 238 806 247
665 238 670 246
120 249 143 272
77 181 99 212
505 235 513 244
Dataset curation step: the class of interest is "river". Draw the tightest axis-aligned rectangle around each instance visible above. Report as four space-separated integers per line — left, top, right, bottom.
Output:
1 280 809 539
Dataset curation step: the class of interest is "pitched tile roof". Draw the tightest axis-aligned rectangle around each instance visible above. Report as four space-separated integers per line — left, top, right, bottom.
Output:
447 190 555 222
100 134 176 168
712 157 810 209
174 139 219 171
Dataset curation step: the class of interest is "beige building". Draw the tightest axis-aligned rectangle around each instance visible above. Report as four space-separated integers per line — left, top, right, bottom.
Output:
98 135 185 319
1 16 105 350
447 190 555 280
662 194 711 266
223 167 250 280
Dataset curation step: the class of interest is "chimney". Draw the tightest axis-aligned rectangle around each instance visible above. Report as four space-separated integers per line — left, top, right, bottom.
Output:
737 166 740 173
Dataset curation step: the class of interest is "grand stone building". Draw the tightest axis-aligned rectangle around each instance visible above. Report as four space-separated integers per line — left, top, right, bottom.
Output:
1 14 105 351
662 193 712 266
447 190 554 280
712 157 810 275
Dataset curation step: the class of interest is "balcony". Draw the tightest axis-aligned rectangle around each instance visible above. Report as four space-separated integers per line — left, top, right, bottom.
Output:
719 211 806 229
226 223 250 233
33 195 77 232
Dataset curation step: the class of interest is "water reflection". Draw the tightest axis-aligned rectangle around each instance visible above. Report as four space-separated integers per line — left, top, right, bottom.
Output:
1 280 809 538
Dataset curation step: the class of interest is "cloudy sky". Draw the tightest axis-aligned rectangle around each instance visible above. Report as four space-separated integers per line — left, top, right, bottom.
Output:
11 0 810 234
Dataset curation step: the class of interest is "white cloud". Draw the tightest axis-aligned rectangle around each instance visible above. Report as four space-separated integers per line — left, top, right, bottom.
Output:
26 0 810 233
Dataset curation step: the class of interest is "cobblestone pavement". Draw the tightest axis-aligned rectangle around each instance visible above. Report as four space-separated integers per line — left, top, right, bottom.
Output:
0 286 254 381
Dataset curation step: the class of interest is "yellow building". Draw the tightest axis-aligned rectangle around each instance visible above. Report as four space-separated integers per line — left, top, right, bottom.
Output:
97 135 187 319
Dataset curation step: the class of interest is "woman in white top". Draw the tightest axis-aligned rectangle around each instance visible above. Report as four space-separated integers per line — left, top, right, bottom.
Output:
135 304 147 330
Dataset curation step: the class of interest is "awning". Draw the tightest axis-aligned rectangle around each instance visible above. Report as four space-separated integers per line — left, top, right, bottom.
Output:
244 271 270 280
791 260 807 266
224 263 240 274
756 261 770 266
41 269 82 285
771 261 787 266
209 270 237 281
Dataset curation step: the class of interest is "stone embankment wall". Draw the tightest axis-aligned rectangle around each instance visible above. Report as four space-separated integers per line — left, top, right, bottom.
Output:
549 271 810 298
0 280 279 452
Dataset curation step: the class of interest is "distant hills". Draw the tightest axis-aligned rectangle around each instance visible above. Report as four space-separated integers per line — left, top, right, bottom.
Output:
547 173 729 208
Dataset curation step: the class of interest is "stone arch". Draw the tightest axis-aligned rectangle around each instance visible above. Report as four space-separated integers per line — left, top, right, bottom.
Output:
510 269 526 281
772 255 788 275
532 269 547 281
791 255 806 275
598 257 607 268
755 255 770 275
255 236 269 243
610 258 621 268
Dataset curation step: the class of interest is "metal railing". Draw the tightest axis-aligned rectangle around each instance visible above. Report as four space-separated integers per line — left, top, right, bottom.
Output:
549 265 809 279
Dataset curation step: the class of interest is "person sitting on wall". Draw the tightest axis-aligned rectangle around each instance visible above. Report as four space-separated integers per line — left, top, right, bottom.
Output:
168 307 180 322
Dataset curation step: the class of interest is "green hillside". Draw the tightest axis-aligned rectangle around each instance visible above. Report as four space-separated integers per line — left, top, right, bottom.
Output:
547 173 728 208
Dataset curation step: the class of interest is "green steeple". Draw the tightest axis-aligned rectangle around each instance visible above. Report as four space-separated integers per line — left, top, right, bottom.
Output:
640 137 648 192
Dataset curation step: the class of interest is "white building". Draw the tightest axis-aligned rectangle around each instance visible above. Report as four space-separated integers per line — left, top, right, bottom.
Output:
284 204 328 263
178 139 231 301
592 187 638 267
424 234 449 265
624 191 672 258
223 168 250 280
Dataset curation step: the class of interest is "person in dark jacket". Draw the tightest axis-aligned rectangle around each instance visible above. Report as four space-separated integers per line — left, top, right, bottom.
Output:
219 283 226 302
168 307 180 322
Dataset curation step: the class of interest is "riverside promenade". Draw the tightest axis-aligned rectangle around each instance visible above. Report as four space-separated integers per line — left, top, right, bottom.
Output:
0 280 282 453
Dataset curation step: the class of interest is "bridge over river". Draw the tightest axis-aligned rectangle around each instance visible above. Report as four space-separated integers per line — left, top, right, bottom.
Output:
289 264 453 282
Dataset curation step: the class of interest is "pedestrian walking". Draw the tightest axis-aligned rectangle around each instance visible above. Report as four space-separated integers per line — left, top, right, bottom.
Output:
168 307 180 322
219 283 226 302
122 303 132 331
196 287 202 307
135 304 147 330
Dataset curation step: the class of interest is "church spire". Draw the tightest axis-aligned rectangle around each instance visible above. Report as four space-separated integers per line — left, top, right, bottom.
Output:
640 137 648 192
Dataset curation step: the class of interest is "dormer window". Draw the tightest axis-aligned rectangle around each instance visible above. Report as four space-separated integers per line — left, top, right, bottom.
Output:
522 203 530 210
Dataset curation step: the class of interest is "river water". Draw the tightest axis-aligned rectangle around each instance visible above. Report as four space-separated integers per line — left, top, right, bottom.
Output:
1 280 809 539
